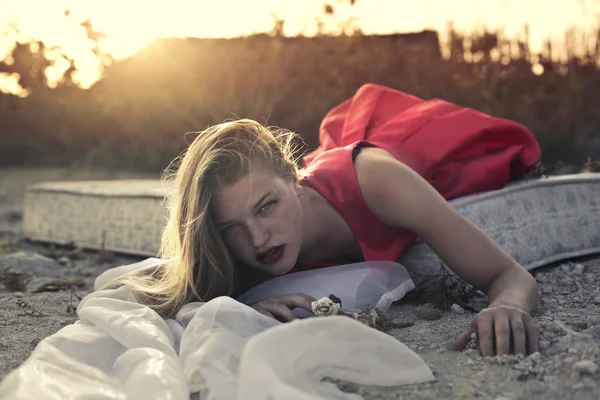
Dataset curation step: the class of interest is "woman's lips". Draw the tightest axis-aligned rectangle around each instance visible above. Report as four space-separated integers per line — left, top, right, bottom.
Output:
257 245 284 265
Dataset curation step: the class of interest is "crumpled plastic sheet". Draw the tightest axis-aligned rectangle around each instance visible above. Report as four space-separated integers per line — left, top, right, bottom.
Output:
236 261 416 317
0 260 435 400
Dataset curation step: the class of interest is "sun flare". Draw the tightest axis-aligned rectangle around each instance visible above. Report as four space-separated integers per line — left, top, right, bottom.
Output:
0 0 599 95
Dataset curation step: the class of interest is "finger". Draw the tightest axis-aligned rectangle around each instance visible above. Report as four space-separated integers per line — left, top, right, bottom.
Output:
261 302 298 322
494 314 511 356
273 293 316 312
510 317 527 355
523 315 539 354
256 308 274 319
476 313 495 357
451 326 474 351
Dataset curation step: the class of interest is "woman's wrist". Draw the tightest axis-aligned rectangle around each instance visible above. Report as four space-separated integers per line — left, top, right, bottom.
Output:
486 266 539 314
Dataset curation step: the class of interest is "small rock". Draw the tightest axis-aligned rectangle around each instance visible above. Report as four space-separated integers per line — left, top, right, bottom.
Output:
529 382 547 394
463 349 479 357
544 375 559 384
593 296 600 305
57 256 72 267
535 274 546 283
464 358 475 366
471 332 477 341
451 304 465 315
0 252 64 278
413 305 443 321
417 346 423 351
573 264 585 274
493 393 517 400
13 291 23 298
542 285 554 294
574 377 598 390
573 360 598 374
527 351 542 362
96 250 116 264
539 340 550 351
429 343 438 350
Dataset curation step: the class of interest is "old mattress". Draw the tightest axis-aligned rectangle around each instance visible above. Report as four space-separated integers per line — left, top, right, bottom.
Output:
23 174 600 271
399 173 600 291
23 180 173 256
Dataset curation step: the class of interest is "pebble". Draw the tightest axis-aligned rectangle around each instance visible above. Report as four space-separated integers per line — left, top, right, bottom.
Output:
573 360 598 374
413 305 443 320
463 349 479 357
527 352 542 362
573 264 585 274
542 285 554 294
539 340 550 351
57 256 72 267
451 304 465 315
529 382 548 394
13 292 24 298
593 296 600 305
573 380 597 390
562 277 574 286
493 393 517 400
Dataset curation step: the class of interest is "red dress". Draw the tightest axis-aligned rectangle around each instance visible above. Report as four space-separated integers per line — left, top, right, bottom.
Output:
291 84 541 272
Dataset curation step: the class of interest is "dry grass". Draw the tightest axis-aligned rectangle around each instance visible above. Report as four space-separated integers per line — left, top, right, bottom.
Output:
0 25 599 172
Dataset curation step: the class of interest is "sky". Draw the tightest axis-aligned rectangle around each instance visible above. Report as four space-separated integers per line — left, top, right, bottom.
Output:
0 0 599 96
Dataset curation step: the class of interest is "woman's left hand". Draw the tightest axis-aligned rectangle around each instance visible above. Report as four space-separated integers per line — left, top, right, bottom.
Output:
451 303 538 357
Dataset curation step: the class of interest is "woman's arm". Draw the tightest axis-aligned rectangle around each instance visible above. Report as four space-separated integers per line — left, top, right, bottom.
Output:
354 147 539 356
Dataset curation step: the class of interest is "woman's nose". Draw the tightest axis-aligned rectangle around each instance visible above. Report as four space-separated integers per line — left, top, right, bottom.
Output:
247 221 269 248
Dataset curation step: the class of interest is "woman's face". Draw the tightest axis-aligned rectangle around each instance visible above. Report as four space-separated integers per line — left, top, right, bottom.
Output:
210 167 304 275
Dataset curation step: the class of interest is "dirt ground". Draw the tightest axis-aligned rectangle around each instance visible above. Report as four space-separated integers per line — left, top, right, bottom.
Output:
1 167 599 400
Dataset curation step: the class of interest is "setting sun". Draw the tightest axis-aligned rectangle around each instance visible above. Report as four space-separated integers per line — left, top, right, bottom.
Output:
1 0 599 94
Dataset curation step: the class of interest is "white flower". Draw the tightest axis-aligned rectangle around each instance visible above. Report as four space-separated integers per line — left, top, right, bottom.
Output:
311 296 341 316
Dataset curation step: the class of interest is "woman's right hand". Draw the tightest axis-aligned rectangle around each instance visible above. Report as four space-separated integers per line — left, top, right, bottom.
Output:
249 293 316 322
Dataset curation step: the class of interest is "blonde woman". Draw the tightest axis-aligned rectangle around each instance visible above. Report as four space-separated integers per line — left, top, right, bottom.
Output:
116 84 542 357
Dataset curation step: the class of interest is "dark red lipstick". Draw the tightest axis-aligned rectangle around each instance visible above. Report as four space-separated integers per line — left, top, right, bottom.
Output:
257 246 284 265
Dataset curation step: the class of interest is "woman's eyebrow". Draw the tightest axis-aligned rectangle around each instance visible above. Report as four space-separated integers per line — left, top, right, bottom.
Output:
216 190 273 227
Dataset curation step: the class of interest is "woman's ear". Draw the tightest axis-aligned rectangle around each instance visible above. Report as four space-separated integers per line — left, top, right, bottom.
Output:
294 182 304 196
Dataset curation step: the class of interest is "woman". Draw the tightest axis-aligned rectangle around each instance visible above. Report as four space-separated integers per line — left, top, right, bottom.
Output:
118 84 541 358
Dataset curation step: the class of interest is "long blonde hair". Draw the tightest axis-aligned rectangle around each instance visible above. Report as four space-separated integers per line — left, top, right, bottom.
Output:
107 119 305 317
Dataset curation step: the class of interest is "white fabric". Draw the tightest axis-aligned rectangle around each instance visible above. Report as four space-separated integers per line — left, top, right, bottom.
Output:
94 260 416 316
0 260 434 400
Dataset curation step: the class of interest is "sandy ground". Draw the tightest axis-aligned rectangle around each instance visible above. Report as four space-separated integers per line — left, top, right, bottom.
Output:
1 167 599 400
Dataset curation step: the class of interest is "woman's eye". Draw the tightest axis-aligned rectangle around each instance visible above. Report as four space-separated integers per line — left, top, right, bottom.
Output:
259 201 277 213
